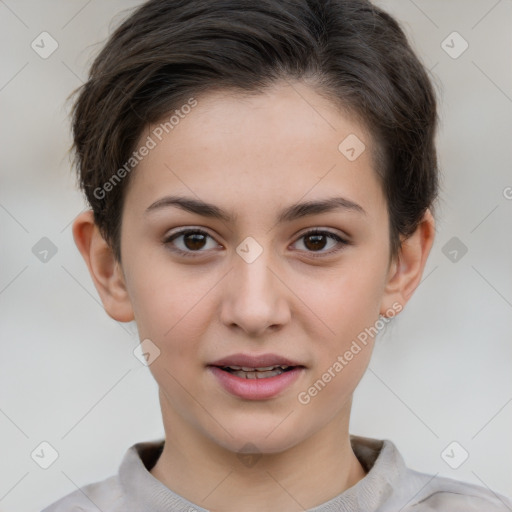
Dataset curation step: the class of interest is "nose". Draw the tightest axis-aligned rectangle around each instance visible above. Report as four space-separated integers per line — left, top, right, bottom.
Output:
219 246 291 337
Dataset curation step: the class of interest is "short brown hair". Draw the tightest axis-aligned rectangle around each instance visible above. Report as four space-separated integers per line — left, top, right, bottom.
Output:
70 0 439 262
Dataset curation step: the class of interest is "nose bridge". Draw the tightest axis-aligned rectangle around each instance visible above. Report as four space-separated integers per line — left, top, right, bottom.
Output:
221 236 290 334
234 237 277 301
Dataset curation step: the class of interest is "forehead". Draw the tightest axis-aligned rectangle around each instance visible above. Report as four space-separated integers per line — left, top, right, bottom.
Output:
124 81 386 222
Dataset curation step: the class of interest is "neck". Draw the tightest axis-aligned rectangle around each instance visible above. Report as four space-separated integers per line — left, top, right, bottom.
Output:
150 392 366 512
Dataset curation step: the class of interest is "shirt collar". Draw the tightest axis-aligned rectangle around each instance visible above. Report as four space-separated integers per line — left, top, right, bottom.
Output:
119 435 406 512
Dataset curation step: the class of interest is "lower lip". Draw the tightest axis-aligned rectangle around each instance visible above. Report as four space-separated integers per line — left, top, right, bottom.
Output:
208 366 304 400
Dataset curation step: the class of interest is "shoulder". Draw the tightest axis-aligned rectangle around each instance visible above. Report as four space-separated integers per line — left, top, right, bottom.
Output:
351 437 512 512
385 463 512 511
41 475 125 512
40 438 165 512
420 471 512 510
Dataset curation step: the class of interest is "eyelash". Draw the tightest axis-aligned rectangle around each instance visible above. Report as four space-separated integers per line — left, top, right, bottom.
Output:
163 228 349 259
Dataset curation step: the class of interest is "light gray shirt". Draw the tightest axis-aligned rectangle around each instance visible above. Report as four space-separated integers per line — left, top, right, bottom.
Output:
41 436 512 511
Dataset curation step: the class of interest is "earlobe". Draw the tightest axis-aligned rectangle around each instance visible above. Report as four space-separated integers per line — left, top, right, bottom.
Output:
380 209 436 316
72 210 135 323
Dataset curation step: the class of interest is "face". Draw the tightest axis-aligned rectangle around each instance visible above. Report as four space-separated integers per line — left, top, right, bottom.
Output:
118 81 400 454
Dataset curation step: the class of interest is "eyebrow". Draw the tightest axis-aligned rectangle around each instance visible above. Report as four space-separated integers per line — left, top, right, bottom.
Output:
145 195 366 223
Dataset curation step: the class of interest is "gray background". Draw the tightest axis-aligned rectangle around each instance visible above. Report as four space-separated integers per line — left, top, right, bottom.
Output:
1 1 511 510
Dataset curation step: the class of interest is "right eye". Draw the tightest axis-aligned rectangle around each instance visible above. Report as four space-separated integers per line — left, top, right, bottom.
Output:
163 228 222 257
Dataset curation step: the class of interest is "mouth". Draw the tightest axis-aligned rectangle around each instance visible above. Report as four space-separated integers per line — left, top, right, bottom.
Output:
208 352 306 380
207 353 306 400
216 364 297 379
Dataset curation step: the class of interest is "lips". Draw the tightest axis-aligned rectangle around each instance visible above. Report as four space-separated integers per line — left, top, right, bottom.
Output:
208 352 305 369
207 353 306 399
221 365 292 379
208 366 305 399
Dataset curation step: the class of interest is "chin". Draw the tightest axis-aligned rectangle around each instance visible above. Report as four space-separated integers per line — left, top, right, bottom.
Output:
204 418 306 455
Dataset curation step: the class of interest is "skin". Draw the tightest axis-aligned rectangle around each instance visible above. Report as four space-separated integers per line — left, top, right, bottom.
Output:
73 80 435 512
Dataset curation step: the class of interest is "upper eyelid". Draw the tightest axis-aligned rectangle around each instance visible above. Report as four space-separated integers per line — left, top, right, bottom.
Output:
165 226 347 239
165 226 220 243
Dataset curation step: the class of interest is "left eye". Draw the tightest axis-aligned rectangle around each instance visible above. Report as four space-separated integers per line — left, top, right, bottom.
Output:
292 229 347 255
163 228 348 257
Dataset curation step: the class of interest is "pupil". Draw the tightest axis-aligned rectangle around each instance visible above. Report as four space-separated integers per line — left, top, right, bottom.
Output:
305 234 326 251
185 233 206 250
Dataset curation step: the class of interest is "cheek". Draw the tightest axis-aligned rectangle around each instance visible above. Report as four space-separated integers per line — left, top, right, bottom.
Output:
127 266 217 352
299 255 386 406
131 275 211 401
297 273 379 412
305 261 386 343
297 345 373 427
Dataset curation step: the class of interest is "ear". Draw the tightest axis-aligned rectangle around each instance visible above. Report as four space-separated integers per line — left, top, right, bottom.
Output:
72 210 134 322
379 209 436 316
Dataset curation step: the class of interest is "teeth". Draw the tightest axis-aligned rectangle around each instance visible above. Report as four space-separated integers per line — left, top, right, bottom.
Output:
225 365 290 371
230 369 284 379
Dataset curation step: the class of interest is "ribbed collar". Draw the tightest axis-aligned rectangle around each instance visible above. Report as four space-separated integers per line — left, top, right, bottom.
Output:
118 435 406 511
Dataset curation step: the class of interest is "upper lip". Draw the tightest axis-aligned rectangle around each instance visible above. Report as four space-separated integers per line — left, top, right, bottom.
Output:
208 353 305 368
